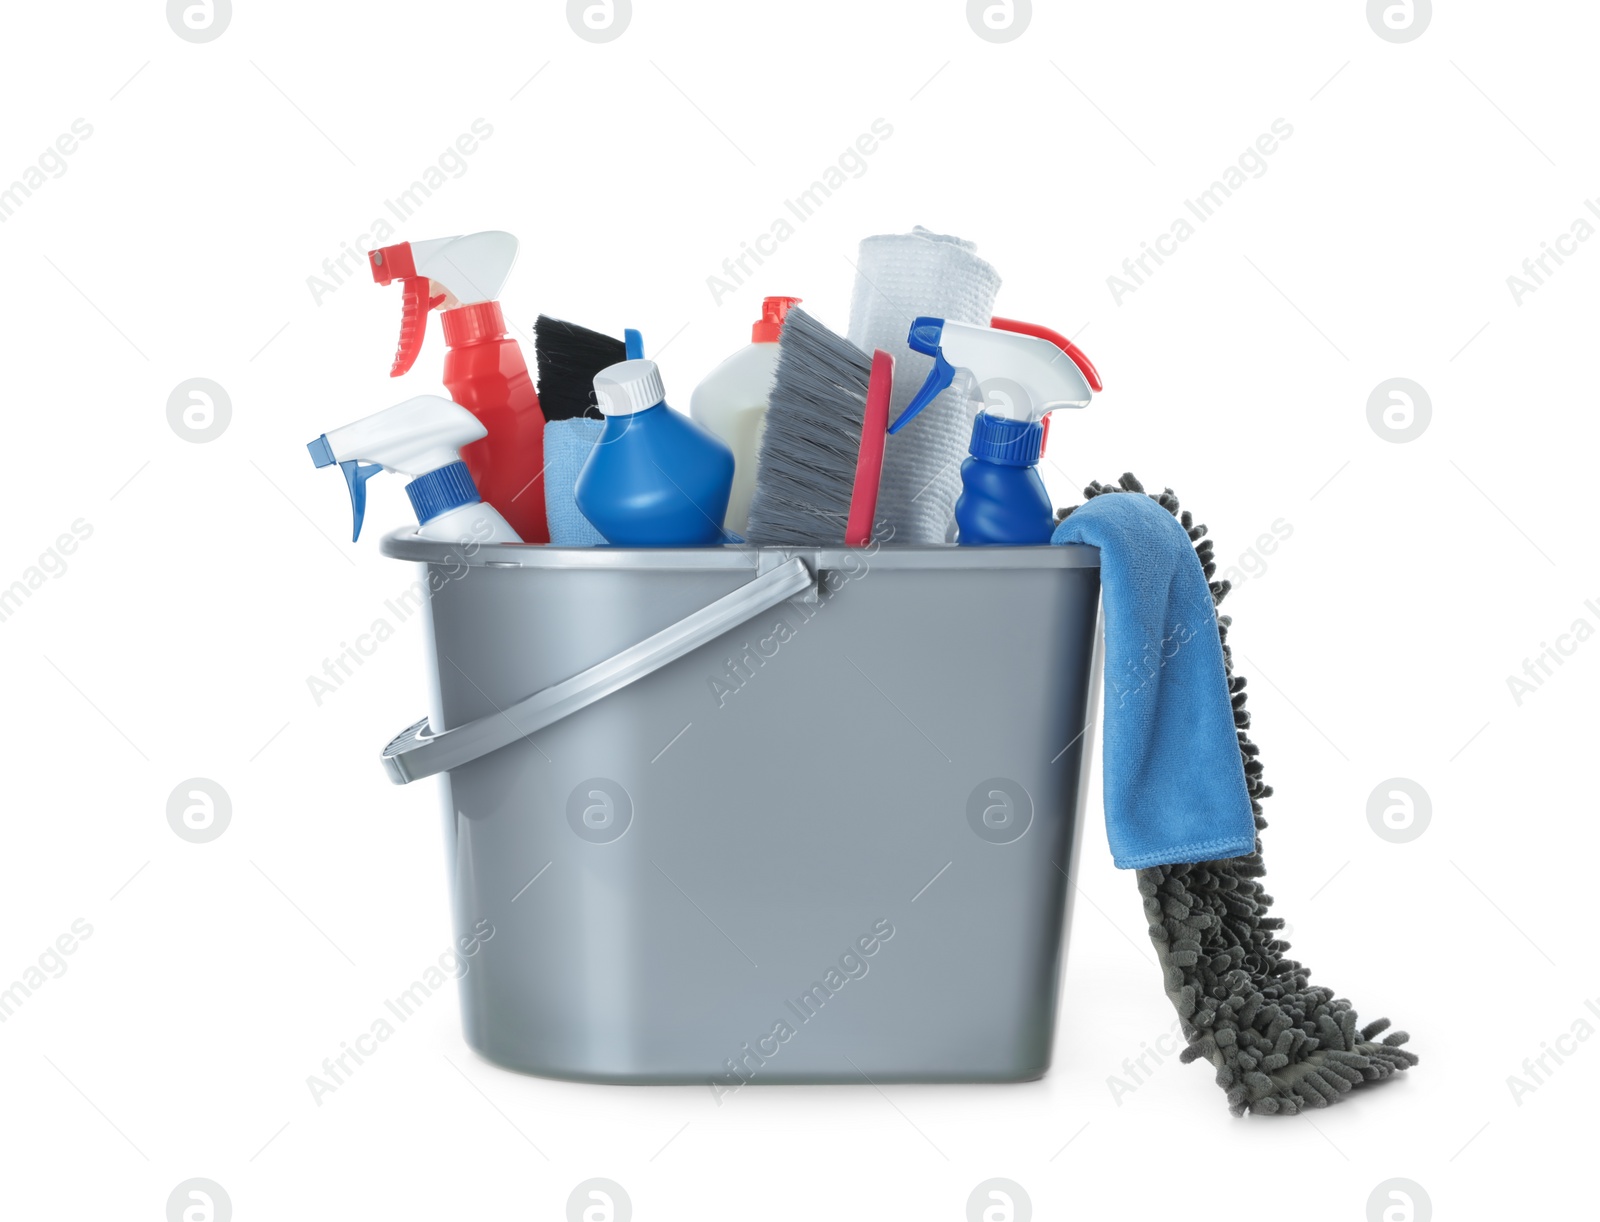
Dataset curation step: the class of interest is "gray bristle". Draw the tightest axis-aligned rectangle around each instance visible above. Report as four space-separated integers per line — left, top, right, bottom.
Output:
745 307 872 546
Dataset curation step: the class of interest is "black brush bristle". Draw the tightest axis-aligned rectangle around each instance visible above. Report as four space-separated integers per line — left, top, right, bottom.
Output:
534 315 626 421
745 307 872 547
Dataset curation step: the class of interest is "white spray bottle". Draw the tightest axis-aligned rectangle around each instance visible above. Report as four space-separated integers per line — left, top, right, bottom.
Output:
306 395 522 544
888 318 1101 545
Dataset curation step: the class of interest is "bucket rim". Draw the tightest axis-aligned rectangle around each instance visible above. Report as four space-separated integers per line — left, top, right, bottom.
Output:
378 529 1099 572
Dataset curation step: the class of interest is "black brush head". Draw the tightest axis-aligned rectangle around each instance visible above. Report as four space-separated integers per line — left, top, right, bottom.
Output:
745 306 872 547
534 315 627 421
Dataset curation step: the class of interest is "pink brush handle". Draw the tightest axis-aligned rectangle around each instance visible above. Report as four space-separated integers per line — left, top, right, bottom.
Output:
846 350 894 548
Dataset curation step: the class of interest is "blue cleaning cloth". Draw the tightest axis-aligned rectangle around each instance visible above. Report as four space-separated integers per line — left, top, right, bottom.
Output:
1053 493 1256 869
544 418 607 546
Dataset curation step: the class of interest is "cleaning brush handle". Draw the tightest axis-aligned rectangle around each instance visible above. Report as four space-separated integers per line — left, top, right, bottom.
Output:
846 350 894 548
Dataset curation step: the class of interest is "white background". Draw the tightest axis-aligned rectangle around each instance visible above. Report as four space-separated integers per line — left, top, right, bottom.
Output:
1 1 1595 1218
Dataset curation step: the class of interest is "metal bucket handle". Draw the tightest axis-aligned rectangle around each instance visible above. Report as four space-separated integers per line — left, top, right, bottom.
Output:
379 556 816 785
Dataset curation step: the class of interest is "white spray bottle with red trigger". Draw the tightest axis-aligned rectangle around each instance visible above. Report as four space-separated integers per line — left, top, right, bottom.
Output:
307 395 522 544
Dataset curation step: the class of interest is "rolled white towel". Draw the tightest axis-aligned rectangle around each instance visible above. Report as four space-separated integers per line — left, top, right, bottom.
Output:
846 228 1001 544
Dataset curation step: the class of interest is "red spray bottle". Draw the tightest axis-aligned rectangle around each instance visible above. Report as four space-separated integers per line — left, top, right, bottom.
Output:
369 231 549 542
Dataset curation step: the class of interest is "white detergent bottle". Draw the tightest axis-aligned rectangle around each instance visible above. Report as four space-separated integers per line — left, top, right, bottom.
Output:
307 395 522 545
690 295 800 535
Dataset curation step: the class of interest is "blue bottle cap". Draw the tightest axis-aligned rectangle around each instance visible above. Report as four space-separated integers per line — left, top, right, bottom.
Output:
969 414 1044 467
405 461 480 525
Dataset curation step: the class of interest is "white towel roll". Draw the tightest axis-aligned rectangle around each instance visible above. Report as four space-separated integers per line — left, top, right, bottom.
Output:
846 228 1001 544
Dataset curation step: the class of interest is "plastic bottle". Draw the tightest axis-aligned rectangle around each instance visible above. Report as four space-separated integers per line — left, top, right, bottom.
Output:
576 360 734 547
307 395 522 544
888 317 1101 546
689 295 800 534
954 416 1057 545
368 231 549 543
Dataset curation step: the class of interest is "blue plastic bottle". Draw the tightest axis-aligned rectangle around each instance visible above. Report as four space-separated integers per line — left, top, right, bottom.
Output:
575 359 735 547
954 414 1054 545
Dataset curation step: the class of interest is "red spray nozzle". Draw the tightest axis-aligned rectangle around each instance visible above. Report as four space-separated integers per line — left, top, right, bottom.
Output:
753 295 803 343
368 241 414 286
370 242 445 377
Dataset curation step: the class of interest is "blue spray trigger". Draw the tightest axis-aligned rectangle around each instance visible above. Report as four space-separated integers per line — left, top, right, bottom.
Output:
888 317 953 434
339 460 385 542
308 434 380 540
888 352 956 434
624 328 644 360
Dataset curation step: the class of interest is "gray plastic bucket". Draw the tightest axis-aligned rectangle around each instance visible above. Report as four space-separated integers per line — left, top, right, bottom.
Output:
378 533 1102 1086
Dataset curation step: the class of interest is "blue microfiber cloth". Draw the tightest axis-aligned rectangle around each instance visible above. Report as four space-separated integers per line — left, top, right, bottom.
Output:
544 418 606 546
1053 490 1256 868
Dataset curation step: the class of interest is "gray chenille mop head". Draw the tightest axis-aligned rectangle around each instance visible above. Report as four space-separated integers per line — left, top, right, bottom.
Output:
1060 474 1418 1115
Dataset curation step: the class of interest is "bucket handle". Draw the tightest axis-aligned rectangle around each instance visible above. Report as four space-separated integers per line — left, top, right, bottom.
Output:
379 556 816 785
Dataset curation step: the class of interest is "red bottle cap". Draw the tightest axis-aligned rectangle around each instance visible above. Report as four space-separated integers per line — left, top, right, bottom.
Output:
753 295 802 343
440 300 507 347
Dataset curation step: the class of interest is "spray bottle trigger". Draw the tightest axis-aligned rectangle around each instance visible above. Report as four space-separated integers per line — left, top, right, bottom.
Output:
389 277 432 377
340 461 385 542
888 347 956 435
624 329 644 360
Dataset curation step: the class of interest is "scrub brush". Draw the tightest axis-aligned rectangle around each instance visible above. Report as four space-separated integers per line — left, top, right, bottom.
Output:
745 307 893 548
533 315 627 420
